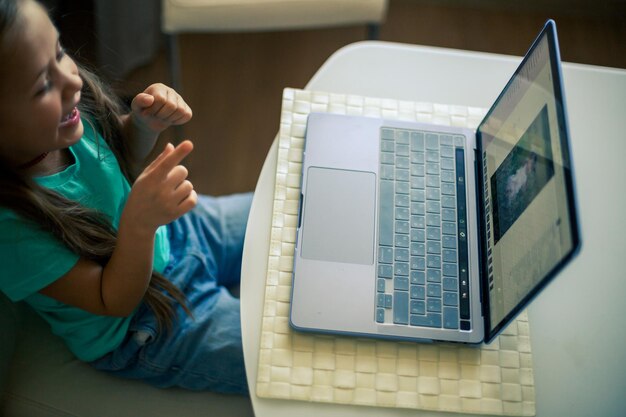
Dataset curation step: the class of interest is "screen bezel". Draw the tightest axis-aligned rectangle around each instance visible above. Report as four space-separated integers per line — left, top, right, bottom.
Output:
475 20 582 343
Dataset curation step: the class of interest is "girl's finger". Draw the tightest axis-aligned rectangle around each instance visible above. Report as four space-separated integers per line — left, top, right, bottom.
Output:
146 143 174 170
154 140 194 175
131 93 155 113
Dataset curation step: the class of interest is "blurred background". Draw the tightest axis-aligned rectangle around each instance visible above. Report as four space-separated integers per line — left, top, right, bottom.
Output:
47 0 626 196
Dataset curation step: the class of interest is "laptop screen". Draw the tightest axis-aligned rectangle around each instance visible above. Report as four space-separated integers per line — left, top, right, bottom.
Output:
477 20 581 340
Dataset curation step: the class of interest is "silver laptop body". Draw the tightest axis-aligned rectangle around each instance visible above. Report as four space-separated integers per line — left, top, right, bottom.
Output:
290 20 581 344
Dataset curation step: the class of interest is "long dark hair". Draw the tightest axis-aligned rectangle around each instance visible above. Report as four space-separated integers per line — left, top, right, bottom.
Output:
0 0 189 330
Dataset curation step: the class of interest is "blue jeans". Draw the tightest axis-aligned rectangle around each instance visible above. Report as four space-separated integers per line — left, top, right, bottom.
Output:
90 193 252 394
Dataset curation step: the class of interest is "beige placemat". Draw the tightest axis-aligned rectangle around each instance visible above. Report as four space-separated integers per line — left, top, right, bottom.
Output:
256 88 535 416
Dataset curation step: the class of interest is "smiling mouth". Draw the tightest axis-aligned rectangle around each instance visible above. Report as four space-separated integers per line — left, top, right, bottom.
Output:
59 107 80 127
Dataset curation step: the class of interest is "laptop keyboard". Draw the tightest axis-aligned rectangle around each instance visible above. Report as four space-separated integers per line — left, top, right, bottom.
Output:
376 127 471 331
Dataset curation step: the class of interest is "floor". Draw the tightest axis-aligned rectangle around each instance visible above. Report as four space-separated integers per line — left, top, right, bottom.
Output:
62 0 626 196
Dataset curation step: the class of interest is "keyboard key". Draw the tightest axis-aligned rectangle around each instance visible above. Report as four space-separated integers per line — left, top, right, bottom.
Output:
440 135 453 146
410 132 424 150
381 165 395 179
410 256 426 270
411 203 425 216
427 227 441 241
395 262 409 276
381 152 395 165
427 241 441 254
426 188 440 201
377 279 386 292
440 145 454 158
426 214 441 227
396 207 410 221
410 300 426 314
385 294 393 308
427 284 442 298
441 195 455 208
395 234 409 248
442 208 456 222
411 152 425 164
395 248 409 262
427 298 442 313
377 293 385 307
396 130 409 144
427 201 442 216
427 254 441 269
381 129 394 140
378 264 393 278
396 168 409 182
376 308 385 323
426 151 439 163
443 307 459 329
442 249 457 263
410 285 426 300
441 158 454 170
396 194 410 208
426 134 439 150
426 161 441 175
410 243 425 257
396 220 409 234
411 215 425 229
441 183 455 195
442 222 456 235
394 276 409 291
393 291 409 325
410 313 442 328
426 175 440 187
396 144 409 157
397 181 410 194
410 189 425 202
443 235 457 249
411 176 425 189
410 270 425 285
379 180 394 246
427 269 441 283
396 156 410 169
378 246 393 263
443 277 458 292
411 229 426 243
441 171 455 183
443 263 458 277
443 292 459 306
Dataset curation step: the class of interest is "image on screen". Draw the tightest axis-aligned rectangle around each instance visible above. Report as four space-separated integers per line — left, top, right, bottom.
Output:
491 105 555 244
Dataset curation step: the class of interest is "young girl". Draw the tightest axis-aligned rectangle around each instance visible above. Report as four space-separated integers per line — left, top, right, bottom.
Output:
0 0 250 394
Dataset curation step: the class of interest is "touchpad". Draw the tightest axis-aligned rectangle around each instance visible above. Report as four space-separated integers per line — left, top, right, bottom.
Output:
301 167 376 265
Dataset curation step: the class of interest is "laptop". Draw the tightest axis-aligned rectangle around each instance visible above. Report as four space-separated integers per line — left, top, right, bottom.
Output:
289 20 581 344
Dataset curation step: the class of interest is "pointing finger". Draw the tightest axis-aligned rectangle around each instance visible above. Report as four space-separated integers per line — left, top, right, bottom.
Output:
155 140 194 174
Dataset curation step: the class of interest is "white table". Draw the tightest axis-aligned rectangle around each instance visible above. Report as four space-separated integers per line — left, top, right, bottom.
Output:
241 41 626 417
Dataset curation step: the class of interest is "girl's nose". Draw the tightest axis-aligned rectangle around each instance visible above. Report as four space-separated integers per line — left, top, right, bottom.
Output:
60 61 83 98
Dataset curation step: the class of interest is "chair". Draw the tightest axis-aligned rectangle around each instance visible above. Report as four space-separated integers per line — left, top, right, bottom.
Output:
161 0 389 91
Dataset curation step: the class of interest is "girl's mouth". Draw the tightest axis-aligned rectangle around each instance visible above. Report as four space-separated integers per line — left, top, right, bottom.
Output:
59 107 80 127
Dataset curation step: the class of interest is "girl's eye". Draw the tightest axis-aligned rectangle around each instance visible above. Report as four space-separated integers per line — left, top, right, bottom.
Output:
56 46 66 62
35 79 52 96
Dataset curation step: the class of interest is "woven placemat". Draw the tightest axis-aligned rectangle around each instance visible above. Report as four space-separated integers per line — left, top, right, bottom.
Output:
255 88 535 416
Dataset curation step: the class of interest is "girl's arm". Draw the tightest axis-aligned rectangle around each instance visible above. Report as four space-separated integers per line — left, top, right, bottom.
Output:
120 83 192 178
40 141 197 317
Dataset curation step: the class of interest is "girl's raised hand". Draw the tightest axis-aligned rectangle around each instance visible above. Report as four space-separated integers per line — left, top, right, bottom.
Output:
130 83 193 134
122 140 197 235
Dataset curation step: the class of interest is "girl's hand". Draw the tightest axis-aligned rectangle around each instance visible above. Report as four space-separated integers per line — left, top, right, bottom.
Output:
122 140 197 235
130 83 193 134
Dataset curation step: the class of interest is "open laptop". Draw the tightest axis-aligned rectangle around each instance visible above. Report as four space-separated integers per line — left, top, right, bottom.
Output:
289 20 581 344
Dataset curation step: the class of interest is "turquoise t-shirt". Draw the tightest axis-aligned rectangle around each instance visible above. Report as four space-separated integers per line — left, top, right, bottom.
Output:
0 120 170 361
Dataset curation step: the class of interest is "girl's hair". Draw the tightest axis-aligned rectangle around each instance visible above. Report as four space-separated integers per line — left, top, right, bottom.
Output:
0 0 189 330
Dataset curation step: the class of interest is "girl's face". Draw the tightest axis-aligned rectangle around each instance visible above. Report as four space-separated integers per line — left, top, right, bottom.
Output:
0 0 83 169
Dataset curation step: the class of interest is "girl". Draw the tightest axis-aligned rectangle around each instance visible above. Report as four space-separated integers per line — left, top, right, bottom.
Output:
0 0 250 394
